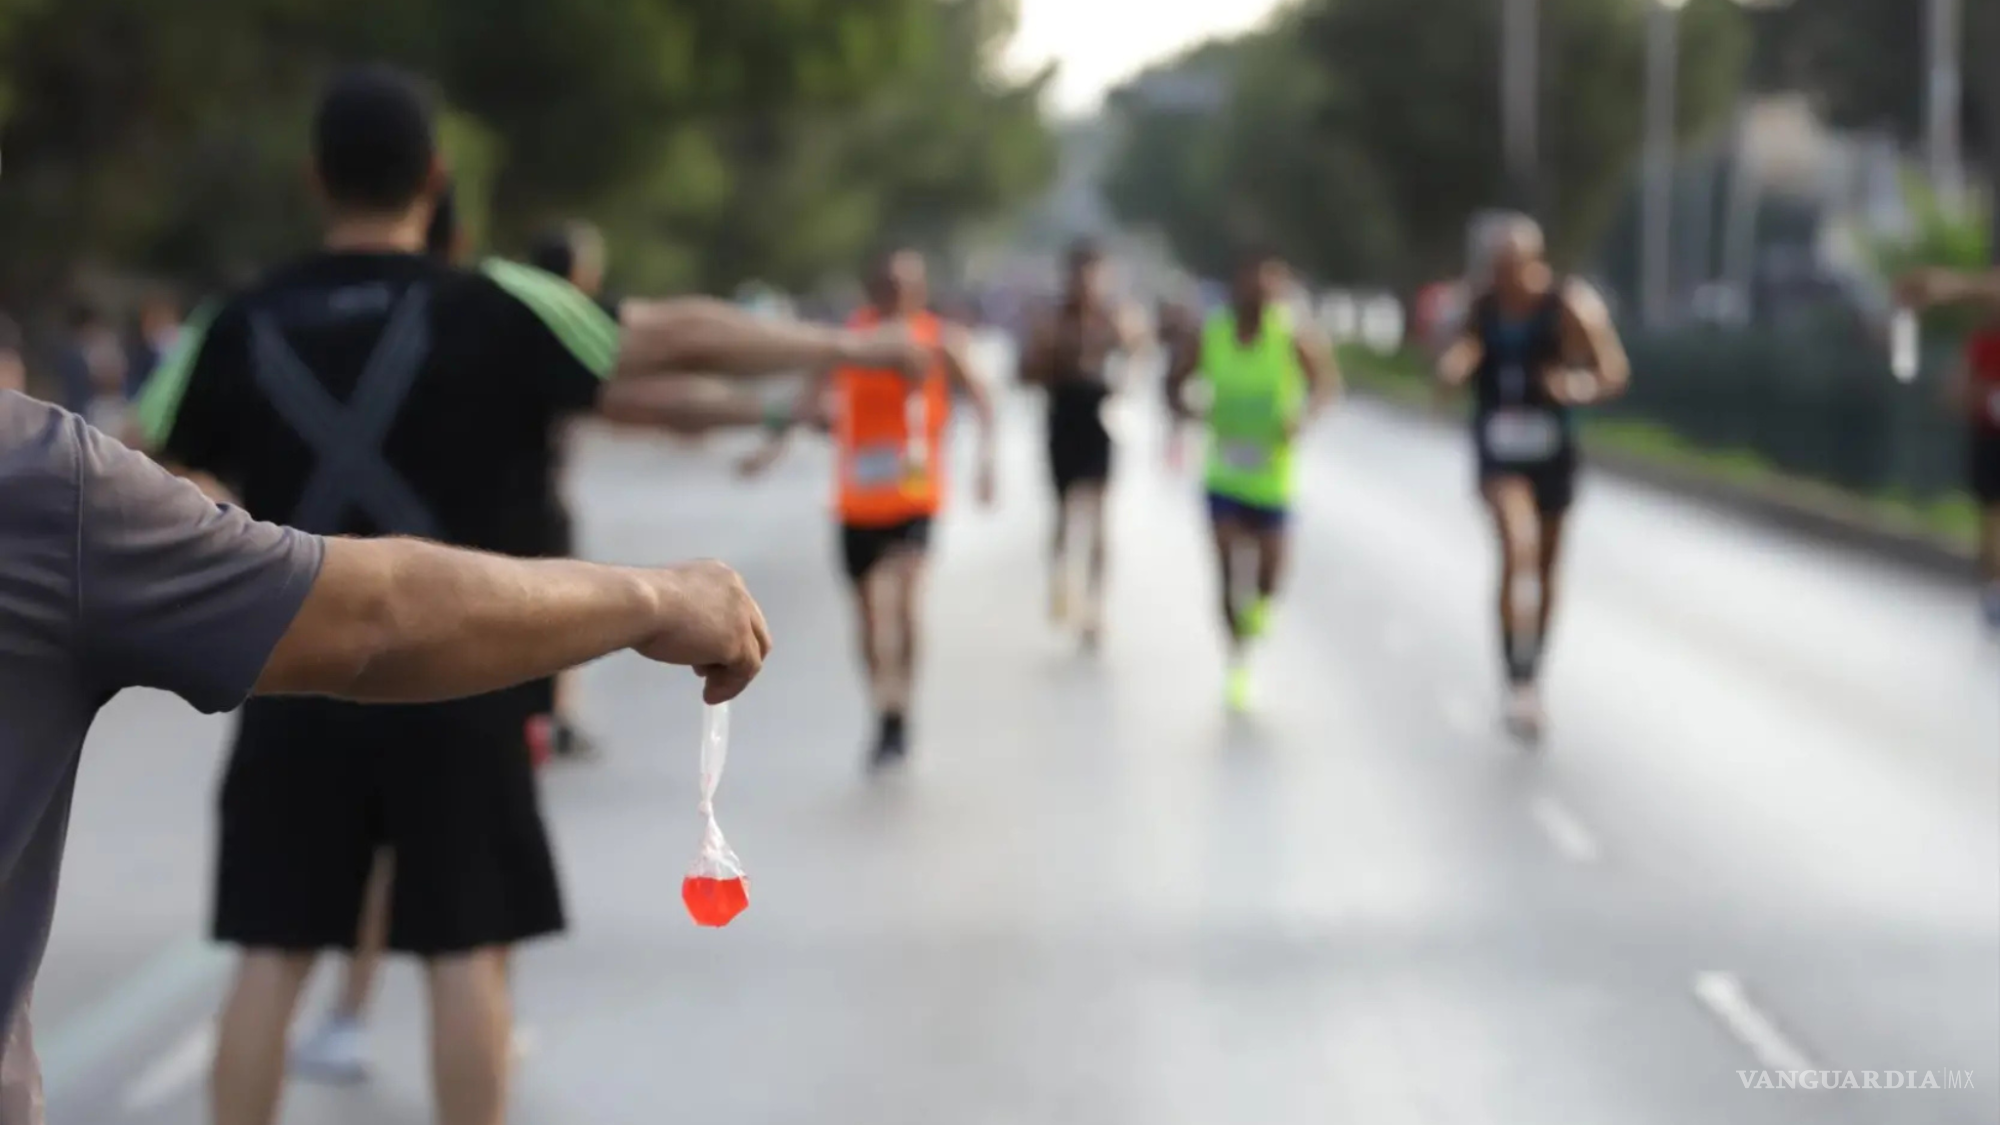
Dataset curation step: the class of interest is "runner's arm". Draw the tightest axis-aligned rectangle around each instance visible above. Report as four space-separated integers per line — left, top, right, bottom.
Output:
1896 267 2000 312
598 375 817 435
941 325 999 498
1434 330 1482 391
1163 323 1201 422
616 296 918 378
1294 325 1343 418
256 539 767 704
1554 278 1631 403
1017 314 1056 386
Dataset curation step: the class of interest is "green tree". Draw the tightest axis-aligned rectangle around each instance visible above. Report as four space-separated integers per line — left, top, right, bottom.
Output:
1102 0 1751 286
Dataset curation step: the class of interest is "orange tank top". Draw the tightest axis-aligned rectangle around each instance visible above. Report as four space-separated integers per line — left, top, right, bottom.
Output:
834 307 950 526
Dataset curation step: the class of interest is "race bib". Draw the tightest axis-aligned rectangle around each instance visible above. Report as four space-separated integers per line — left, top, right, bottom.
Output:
850 444 907 487
1484 408 1561 462
1220 440 1273 472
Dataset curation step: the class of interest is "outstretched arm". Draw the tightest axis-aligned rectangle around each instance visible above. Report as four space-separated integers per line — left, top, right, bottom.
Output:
940 325 999 504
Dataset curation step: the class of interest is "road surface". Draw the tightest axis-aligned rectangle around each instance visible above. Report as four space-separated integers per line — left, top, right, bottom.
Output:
32 368 2000 1124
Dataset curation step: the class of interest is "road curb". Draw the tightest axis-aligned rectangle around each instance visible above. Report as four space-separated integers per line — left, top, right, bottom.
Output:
1352 388 1981 585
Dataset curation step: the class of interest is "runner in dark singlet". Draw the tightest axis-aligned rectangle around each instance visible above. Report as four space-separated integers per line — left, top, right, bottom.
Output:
1021 241 1141 643
1895 267 2000 628
1436 215 1630 741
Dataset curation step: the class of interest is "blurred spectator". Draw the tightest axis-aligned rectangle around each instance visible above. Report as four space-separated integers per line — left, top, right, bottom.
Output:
128 290 183 398
0 314 25 396
56 304 129 426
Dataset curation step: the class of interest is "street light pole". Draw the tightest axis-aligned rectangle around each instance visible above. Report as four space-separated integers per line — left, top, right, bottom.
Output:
1642 0 1682 329
1927 0 1964 212
1501 0 1539 215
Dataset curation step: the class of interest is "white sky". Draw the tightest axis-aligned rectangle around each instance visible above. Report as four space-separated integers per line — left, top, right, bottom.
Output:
1006 0 1291 115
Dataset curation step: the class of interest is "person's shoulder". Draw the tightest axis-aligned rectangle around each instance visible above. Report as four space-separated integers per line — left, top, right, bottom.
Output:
0 390 79 458
1556 276 1611 323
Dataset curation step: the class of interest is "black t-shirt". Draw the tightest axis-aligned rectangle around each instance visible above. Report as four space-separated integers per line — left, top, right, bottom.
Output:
137 252 618 559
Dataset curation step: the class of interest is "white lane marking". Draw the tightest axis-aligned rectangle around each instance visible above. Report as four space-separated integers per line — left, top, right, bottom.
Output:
1692 972 1815 1073
1529 795 1600 863
120 1021 215 1112
1439 691 1482 736
1382 619 1418 657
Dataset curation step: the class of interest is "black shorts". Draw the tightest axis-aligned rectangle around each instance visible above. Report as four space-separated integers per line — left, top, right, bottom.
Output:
1477 434 1578 515
213 692 565 957
840 517 932 585
1972 430 2000 505
1048 415 1112 497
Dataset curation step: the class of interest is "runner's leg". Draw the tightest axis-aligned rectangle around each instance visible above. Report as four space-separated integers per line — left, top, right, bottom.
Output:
1534 508 1569 662
289 850 392 1081
426 948 511 1125
339 852 393 1017
1073 481 1108 641
1483 476 1547 736
212 951 316 1125
1049 482 1072 622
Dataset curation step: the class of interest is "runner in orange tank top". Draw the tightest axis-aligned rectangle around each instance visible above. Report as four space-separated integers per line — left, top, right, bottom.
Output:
1896 268 2000 629
741 248 998 766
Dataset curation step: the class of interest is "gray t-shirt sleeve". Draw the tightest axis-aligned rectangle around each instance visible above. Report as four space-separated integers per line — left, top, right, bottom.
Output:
70 415 324 712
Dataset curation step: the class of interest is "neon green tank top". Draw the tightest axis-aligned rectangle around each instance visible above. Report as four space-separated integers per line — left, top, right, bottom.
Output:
1199 305 1306 507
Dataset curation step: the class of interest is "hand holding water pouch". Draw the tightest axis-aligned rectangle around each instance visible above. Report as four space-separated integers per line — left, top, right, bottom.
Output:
682 704 749 927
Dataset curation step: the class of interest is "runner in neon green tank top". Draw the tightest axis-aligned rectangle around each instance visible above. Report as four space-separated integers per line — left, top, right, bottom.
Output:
1166 249 1341 711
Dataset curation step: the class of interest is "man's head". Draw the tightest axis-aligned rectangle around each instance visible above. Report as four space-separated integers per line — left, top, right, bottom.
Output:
529 222 608 296
310 66 445 228
1485 213 1550 299
1232 246 1289 310
866 248 928 315
1064 239 1106 305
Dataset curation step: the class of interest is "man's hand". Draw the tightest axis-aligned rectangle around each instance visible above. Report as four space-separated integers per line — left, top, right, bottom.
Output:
637 560 773 704
836 323 934 379
737 442 785 479
1541 366 1602 406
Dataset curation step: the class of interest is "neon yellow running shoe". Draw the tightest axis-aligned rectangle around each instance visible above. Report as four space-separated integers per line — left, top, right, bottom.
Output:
1225 663 1252 711
1241 596 1273 641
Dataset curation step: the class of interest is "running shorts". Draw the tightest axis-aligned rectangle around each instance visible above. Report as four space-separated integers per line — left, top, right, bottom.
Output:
1206 492 1288 532
840 516 932 585
213 692 565 956
1475 415 1578 516
1047 411 1113 497
1972 428 2000 505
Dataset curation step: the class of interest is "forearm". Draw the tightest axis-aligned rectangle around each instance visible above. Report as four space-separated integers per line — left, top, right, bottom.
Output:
598 375 781 434
616 298 855 377
261 538 664 704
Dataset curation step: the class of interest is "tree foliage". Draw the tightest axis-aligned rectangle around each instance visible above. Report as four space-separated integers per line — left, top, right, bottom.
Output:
1103 0 1751 287
0 0 1053 306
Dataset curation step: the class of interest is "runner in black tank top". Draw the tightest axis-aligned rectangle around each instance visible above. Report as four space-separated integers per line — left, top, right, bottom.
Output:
1437 215 1631 743
1022 240 1138 647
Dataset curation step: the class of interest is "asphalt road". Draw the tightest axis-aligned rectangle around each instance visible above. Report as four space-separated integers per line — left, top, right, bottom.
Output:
31 359 2000 1124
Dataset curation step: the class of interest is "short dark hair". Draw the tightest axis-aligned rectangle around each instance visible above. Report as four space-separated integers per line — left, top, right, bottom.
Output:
1066 238 1103 269
312 65 438 212
528 227 577 280
0 313 21 353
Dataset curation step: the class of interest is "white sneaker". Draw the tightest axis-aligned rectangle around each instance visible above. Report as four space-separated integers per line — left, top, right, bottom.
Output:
1503 685 1545 745
289 1017 369 1084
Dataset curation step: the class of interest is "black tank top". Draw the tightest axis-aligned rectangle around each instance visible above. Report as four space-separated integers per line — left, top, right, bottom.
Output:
1470 286 1567 418
1047 303 1115 427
